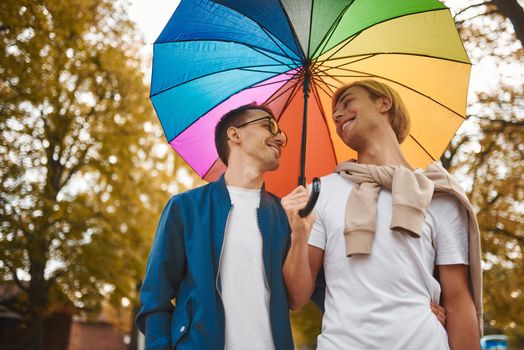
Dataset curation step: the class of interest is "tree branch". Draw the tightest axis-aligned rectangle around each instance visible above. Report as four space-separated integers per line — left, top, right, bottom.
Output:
59 143 94 188
44 268 65 291
488 193 502 206
490 227 524 244
469 114 524 127
470 139 497 196
440 134 470 170
456 10 500 26
491 0 524 48
454 1 495 18
3 260 29 292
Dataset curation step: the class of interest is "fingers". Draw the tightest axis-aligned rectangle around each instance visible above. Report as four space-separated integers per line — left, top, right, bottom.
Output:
430 302 446 327
285 186 309 201
281 186 316 237
281 186 310 212
287 185 307 196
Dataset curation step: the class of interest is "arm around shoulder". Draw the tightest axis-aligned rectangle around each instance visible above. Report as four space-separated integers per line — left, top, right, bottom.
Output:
136 196 186 349
439 264 480 350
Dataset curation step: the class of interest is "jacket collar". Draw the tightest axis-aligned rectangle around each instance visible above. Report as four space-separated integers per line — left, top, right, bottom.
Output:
212 174 272 209
211 174 231 204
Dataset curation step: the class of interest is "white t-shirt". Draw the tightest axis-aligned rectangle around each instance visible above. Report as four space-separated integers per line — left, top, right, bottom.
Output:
220 186 275 350
309 174 469 350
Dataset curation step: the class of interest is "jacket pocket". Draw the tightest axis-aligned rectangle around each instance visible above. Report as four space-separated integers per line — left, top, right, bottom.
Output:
170 299 191 348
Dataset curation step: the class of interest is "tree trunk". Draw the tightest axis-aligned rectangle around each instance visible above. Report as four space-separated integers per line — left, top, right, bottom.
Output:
26 239 48 350
26 311 44 350
492 0 524 48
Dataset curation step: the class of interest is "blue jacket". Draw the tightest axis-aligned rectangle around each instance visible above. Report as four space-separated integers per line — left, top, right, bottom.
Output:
136 176 294 350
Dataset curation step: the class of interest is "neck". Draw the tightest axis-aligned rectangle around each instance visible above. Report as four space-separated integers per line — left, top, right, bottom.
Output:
356 129 413 169
224 159 265 189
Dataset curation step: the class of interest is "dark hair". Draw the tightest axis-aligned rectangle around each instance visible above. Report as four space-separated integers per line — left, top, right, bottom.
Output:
214 103 275 166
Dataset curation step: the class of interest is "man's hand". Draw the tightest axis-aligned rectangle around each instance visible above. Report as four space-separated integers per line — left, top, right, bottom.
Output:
431 301 446 327
281 186 316 239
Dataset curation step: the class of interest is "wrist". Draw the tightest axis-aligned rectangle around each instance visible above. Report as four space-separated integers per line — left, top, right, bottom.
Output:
291 230 309 245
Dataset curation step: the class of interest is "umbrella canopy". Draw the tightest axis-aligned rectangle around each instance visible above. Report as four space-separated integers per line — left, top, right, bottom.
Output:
151 0 471 197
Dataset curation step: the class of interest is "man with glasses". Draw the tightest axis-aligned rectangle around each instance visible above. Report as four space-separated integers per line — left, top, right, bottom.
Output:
137 103 293 350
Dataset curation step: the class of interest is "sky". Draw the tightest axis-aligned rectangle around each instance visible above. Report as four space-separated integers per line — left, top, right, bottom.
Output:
128 0 180 44
128 0 181 81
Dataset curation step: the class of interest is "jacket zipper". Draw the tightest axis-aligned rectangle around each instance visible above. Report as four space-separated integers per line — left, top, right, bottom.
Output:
216 205 233 299
256 207 276 350
255 207 271 298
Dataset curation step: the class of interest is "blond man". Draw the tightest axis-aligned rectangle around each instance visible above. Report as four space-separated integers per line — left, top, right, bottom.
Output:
281 80 481 350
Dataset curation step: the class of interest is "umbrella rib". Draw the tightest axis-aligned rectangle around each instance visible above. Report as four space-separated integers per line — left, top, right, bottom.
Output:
305 0 315 57
309 2 355 60
274 79 303 122
264 82 298 107
277 0 307 60
264 74 303 106
315 55 369 76
210 1 302 61
315 66 466 120
313 32 360 66
315 63 371 79
311 78 336 98
238 67 297 75
316 53 376 70
311 74 338 94
408 135 436 161
155 39 298 64
256 25 303 65
249 45 300 70
164 73 301 140
150 64 293 98
250 72 301 90
310 81 339 163
310 66 336 94
318 52 472 69
312 8 456 65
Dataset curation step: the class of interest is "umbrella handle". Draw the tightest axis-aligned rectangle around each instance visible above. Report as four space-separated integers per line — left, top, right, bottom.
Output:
298 177 321 218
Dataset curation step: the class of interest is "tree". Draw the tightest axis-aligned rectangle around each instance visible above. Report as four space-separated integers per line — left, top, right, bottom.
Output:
0 0 192 348
442 0 524 343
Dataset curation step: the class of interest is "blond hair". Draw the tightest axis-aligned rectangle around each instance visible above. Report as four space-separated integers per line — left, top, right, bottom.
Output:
332 80 411 143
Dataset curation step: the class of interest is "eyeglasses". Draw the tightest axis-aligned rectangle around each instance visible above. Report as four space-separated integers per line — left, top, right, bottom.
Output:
234 116 287 146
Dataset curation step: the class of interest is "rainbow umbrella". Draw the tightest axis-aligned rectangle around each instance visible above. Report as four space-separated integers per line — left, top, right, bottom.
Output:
151 0 470 197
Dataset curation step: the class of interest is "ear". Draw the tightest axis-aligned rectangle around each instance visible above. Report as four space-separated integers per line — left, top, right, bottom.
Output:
227 126 241 145
378 96 392 113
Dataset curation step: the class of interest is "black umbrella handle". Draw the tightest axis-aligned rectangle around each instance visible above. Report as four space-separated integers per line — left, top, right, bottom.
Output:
298 177 321 218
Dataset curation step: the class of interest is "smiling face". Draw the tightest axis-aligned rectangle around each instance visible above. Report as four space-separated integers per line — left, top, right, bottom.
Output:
235 109 285 171
332 85 390 151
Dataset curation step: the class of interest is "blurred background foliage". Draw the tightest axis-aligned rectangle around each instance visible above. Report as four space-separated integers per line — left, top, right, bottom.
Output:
0 0 522 349
0 0 202 348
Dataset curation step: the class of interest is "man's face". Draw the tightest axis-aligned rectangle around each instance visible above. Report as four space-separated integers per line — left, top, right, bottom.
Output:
235 109 286 171
332 86 385 150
